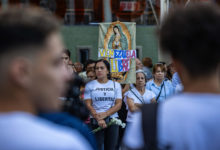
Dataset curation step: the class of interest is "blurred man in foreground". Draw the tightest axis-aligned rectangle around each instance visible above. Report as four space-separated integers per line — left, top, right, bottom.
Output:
0 7 92 150
124 3 220 150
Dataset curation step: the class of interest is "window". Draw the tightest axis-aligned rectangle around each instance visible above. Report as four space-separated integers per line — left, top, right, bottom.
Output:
136 45 142 59
77 46 91 64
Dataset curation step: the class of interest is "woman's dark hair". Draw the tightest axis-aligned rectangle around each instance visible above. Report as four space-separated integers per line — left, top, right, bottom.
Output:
113 26 119 34
63 48 71 58
95 59 111 79
84 59 96 71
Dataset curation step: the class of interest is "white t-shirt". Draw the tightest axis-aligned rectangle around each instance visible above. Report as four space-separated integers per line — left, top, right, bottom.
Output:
126 87 156 122
123 93 220 150
0 112 92 150
84 80 122 118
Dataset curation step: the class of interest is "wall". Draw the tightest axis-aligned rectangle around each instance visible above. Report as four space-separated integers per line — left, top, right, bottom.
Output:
61 25 159 64
136 26 158 64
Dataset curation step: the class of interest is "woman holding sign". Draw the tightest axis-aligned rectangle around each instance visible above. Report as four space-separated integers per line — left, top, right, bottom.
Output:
125 70 156 125
84 59 122 150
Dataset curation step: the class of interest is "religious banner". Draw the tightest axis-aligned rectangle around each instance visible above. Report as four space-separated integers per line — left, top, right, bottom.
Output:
98 48 136 73
110 58 130 73
98 21 136 84
98 49 136 59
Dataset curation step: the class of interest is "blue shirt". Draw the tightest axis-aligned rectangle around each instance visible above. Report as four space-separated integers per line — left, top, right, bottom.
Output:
146 79 174 103
0 112 93 150
172 72 181 89
40 113 97 150
123 93 220 150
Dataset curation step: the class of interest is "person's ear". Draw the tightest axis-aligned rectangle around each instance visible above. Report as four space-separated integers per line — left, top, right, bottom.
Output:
8 58 31 88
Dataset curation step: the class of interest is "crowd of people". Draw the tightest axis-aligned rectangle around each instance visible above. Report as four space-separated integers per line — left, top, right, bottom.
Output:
60 47 183 149
0 2 219 150
65 56 180 103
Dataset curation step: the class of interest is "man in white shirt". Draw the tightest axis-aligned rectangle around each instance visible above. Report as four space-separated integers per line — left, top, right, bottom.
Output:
123 3 220 150
0 7 92 150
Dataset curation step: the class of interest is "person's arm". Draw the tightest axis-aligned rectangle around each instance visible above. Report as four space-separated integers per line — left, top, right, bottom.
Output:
98 119 107 128
85 99 107 128
127 97 140 112
134 103 142 109
84 99 98 119
96 99 122 120
122 84 130 96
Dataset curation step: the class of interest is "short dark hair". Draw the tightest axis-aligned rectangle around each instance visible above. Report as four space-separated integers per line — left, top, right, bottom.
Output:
0 6 60 55
95 59 111 79
158 3 220 77
63 49 71 58
142 57 152 67
84 59 96 70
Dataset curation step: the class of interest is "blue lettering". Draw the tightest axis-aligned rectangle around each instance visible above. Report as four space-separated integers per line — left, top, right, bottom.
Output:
118 59 123 72
122 50 127 59
114 50 120 58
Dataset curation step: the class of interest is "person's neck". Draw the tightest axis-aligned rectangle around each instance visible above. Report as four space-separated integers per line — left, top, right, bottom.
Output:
0 92 37 115
183 73 220 94
154 78 163 86
136 85 145 93
97 77 109 83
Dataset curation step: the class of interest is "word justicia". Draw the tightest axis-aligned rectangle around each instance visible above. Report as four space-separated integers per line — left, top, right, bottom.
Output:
95 88 114 91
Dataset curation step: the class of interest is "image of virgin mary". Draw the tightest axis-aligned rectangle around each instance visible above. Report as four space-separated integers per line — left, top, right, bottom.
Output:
108 25 128 50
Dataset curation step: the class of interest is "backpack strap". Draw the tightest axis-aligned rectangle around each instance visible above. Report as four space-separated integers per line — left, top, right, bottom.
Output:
141 103 159 150
155 81 165 102
129 87 145 104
